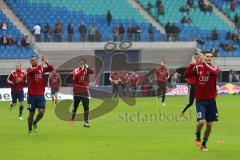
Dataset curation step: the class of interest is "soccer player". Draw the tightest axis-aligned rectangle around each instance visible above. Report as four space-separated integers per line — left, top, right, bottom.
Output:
109 70 120 98
7 63 26 120
155 60 169 106
120 70 129 96
48 69 61 105
27 55 53 135
181 53 204 114
70 58 94 127
184 52 219 151
129 71 139 97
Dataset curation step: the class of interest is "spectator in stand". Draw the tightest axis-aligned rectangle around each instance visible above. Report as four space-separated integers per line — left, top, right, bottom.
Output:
231 0 236 11
199 0 205 11
158 3 165 16
148 24 154 42
127 25 133 41
67 22 74 42
171 23 180 41
187 0 194 8
7 35 14 46
88 24 95 42
210 28 218 40
0 34 8 46
118 24 125 41
95 29 102 42
33 24 41 42
15 37 21 47
79 22 87 42
135 25 141 42
165 22 171 41
113 26 119 42
180 5 190 15
147 2 153 12
234 13 239 25
1 19 8 30
21 35 30 47
106 10 112 26
207 4 213 14
44 23 51 42
33 23 41 42
181 16 192 25
156 0 162 9
54 20 63 42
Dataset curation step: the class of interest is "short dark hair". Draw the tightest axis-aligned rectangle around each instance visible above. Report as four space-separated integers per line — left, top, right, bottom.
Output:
79 57 86 64
30 55 37 60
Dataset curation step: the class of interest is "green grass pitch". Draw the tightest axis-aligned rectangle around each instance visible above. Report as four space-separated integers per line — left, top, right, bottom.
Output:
0 95 239 160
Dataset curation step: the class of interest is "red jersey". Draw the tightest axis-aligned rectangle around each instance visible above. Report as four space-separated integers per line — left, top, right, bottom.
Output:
186 77 196 85
72 66 94 95
184 62 219 100
109 71 120 84
27 65 53 95
130 74 139 86
7 69 26 92
48 73 61 90
120 72 129 84
155 66 169 83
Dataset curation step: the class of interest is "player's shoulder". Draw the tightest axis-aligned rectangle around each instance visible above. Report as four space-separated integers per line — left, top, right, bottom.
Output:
10 70 16 74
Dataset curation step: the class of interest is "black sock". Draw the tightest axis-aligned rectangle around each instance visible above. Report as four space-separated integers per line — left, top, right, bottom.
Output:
162 95 166 103
71 113 76 121
29 126 32 131
19 106 24 117
33 113 43 124
195 132 201 140
202 137 208 146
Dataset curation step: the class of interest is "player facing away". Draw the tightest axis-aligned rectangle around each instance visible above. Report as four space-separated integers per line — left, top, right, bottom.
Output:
119 70 129 96
155 60 169 106
184 52 219 151
70 58 94 127
129 72 139 97
27 55 53 135
181 53 204 114
109 71 121 98
7 63 26 120
48 69 61 105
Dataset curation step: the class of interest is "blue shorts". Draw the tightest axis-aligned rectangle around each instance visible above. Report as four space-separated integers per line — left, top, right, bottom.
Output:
196 99 218 122
27 95 46 112
11 91 24 103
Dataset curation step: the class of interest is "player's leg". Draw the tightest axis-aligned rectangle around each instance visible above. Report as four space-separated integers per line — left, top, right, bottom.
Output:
28 110 35 135
81 96 90 127
161 82 166 106
33 108 45 132
32 95 46 132
156 83 161 98
201 99 219 151
27 95 36 135
182 84 195 113
71 95 80 121
54 91 58 104
121 84 126 96
195 100 207 147
201 122 212 151
51 88 55 104
10 92 17 111
18 91 25 120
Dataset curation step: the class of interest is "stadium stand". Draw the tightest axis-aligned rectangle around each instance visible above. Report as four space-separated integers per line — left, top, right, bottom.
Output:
0 9 37 59
4 0 165 42
211 0 240 21
136 0 240 57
